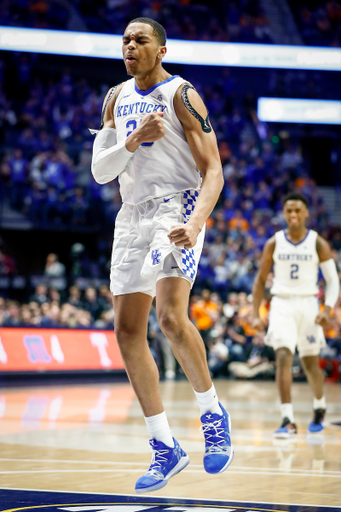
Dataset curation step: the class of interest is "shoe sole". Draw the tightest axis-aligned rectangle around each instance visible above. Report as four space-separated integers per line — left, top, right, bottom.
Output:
273 432 297 439
204 406 234 474
135 454 190 494
307 427 324 434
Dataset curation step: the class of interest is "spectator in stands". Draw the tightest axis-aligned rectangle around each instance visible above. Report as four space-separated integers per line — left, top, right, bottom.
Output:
190 289 220 349
3 300 21 326
212 254 230 300
229 210 249 232
29 284 49 305
48 287 61 303
228 332 275 379
97 284 113 312
75 309 92 328
19 305 34 327
0 249 15 276
41 303 61 328
235 262 257 294
8 148 27 210
67 285 83 308
44 253 66 277
83 286 101 321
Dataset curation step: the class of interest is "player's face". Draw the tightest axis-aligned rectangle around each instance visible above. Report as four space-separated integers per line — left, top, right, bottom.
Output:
122 23 163 77
283 200 309 229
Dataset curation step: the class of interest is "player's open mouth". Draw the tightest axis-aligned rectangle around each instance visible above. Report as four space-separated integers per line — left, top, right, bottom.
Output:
126 56 136 62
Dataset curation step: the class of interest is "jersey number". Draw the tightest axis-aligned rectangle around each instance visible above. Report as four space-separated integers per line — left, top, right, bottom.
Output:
126 120 153 147
290 264 299 280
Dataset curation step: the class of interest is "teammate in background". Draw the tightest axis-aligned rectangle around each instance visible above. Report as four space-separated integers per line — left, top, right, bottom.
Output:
252 192 339 437
91 18 233 492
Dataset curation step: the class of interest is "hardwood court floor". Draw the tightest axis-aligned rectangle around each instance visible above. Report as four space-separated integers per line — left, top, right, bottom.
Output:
0 379 340 507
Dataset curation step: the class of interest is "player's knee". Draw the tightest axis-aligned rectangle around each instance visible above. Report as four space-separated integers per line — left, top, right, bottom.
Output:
276 347 293 368
115 320 139 346
300 355 318 373
158 309 184 340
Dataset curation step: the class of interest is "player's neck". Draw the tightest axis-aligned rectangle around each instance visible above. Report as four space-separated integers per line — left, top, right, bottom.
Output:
285 226 308 243
134 66 172 91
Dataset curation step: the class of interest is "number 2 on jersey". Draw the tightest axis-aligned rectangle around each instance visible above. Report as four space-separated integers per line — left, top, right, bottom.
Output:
290 263 299 279
125 119 153 147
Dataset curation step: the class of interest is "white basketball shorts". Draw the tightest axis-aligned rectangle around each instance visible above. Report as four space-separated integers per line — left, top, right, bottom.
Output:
265 296 326 357
110 189 205 297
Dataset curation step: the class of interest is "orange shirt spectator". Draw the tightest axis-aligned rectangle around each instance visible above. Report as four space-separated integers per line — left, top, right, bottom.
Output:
237 304 257 337
190 290 219 331
229 211 249 231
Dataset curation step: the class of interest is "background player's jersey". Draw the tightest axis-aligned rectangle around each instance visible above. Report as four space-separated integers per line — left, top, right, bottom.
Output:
270 229 319 296
114 75 201 205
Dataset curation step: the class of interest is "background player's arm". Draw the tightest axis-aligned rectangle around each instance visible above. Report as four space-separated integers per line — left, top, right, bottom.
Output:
169 85 224 249
315 235 340 327
252 237 275 331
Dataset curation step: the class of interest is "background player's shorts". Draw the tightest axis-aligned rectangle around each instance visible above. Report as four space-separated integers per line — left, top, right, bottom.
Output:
265 296 326 357
110 189 205 297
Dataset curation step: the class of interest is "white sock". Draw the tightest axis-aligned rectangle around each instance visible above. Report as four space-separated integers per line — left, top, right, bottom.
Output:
193 384 222 416
280 403 295 423
144 411 174 448
313 396 326 410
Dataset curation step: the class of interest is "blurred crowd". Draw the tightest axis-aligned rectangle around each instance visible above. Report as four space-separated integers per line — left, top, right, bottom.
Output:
0 51 339 236
289 0 341 47
0 282 115 330
2 0 341 48
1 283 341 381
0 0 272 44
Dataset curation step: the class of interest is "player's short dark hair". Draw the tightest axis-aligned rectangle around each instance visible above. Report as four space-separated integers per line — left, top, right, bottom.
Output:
282 192 309 208
127 17 166 46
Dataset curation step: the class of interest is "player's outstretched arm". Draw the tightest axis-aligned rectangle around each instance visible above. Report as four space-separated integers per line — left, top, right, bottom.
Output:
252 237 275 331
91 83 135 184
169 84 224 249
315 235 340 326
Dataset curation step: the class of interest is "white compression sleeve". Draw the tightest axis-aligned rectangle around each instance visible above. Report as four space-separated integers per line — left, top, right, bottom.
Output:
91 127 134 184
320 258 340 309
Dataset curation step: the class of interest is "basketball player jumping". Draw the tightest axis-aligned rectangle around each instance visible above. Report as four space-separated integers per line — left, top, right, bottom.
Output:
252 192 339 437
91 18 233 492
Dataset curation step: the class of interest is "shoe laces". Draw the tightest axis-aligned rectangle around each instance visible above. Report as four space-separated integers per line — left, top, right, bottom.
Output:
200 417 229 451
146 446 170 477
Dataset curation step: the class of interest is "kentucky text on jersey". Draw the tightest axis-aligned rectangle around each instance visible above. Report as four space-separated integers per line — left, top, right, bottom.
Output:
117 103 167 117
278 254 313 261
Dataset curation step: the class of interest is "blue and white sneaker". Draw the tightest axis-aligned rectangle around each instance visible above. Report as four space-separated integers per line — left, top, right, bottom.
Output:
200 402 234 474
273 417 297 439
307 408 325 434
135 438 189 493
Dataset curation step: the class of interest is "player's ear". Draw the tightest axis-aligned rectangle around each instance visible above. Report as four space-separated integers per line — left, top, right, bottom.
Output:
158 46 167 59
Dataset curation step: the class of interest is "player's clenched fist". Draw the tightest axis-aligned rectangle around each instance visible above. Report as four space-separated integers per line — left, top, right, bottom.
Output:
168 223 200 249
126 113 165 152
139 112 165 141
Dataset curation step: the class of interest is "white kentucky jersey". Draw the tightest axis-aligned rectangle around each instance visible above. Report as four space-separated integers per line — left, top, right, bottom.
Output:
271 229 320 296
114 75 201 205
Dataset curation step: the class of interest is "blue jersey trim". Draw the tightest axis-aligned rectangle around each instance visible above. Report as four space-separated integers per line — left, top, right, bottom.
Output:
134 75 181 96
284 229 310 246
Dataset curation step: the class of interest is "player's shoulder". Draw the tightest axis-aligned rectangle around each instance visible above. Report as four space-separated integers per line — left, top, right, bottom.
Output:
264 234 277 253
173 80 210 129
174 80 201 103
316 233 330 251
102 80 129 106
100 81 130 127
